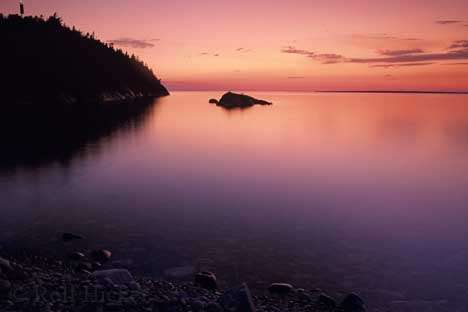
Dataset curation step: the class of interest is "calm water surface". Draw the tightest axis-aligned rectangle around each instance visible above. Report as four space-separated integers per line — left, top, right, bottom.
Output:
1 92 468 311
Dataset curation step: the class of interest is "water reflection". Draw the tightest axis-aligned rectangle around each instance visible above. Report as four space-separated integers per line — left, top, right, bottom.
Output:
0 97 159 174
1 92 468 312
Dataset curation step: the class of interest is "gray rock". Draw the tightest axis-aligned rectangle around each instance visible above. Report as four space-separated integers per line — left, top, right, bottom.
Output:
341 293 366 312
93 269 138 289
218 283 256 312
268 283 294 295
194 271 217 290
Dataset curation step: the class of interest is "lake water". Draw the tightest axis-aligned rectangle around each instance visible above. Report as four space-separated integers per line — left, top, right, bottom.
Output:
1 92 468 311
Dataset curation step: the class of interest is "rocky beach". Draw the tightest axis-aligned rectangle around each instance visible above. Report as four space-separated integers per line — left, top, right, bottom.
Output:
0 243 365 312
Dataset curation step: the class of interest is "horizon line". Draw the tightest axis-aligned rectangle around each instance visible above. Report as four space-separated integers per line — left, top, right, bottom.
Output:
168 89 468 95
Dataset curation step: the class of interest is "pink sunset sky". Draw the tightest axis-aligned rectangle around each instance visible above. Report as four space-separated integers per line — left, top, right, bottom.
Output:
1 0 468 91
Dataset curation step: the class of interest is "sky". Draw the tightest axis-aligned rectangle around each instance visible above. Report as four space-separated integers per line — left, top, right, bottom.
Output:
1 0 468 91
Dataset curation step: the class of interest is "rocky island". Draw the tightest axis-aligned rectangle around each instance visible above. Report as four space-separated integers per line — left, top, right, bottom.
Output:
209 92 272 108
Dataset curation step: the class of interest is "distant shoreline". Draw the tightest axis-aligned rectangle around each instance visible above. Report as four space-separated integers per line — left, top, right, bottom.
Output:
316 90 468 95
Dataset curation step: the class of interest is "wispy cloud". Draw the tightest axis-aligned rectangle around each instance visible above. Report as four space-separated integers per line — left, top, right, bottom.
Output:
444 62 468 65
370 62 434 68
281 46 345 64
435 20 462 25
287 76 306 79
450 40 468 49
108 38 156 49
282 40 468 65
378 49 425 56
349 49 468 63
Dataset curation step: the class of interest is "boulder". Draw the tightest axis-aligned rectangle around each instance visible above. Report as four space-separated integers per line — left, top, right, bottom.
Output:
93 269 139 289
194 271 217 290
341 293 366 312
268 283 293 295
209 99 219 104
215 92 272 108
91 249 112 263
218 283 256 312
62 232 83 242
318 293 336 308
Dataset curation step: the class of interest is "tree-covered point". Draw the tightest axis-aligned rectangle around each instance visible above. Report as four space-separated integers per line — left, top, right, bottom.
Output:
0 14 169 103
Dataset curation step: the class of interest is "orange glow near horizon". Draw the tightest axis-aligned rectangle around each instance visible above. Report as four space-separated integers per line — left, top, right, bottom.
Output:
1 0 468 91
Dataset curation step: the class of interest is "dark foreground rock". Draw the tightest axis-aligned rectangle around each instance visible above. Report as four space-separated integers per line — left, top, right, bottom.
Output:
194 271 217 290
219 283 256 312
341 293 366 312
210 92 272 108
268 282 294 295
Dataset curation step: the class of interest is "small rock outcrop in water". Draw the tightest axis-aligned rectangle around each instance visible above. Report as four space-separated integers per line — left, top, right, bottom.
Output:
210 92 272 108
268 282 294 295
209 98 219 104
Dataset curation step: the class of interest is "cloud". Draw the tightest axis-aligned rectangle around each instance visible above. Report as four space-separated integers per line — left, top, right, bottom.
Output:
108 38 155 49
214 54 220 57
378 49 425 56
449 40 468 49
282 40 468 65
236 48 244 51
444 62 468 65
281 46 345 64
370 62 434 68
281 46 313 56
435 20 462 25
287 76 306 79
349 49 468 64
351 34 421 41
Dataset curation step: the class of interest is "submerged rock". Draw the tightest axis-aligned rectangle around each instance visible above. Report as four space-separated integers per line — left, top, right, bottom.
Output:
62 232 83 242
93 269 139 288
213 92 272 108
91 249 112 263
209 98 219 104
268 283 294 295
341 293 366 312
194 271 217 290
218 283 256 312
164 265 196 280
